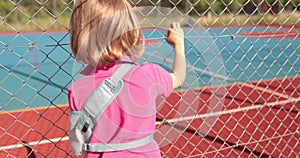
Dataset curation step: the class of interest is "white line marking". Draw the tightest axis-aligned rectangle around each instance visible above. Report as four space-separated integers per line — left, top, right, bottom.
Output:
155 97 300 125
0 136 69 150
240 82 294 100
1 97 298 151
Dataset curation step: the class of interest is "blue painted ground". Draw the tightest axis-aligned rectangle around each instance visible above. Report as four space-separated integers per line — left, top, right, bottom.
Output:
0 26 299 111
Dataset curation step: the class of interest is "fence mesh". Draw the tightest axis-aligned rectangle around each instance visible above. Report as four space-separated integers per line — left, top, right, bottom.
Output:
0 0 299 157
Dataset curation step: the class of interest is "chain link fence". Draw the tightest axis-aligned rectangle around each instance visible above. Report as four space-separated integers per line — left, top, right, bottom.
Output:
0 0 299 157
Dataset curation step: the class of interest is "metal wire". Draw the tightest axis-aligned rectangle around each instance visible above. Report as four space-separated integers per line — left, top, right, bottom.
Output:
0 0 299 157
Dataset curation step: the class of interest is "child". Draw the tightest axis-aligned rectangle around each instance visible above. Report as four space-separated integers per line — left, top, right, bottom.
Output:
68 0 186 157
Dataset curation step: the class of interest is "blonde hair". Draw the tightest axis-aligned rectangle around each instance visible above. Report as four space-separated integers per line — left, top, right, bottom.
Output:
70 0 144 66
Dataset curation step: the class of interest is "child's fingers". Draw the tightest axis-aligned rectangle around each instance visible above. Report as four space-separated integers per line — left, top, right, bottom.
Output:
166 22 184 46
170 26 184 38
175 22 180 28
171 22 180 28
166 22 176 38
170 22 176 28
165 29 170 38
169 23 183 35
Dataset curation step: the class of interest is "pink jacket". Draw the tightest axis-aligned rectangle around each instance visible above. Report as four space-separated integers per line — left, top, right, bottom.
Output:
68 56 173 158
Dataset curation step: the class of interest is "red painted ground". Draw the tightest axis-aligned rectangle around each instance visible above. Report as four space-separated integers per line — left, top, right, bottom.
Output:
238 31 300 39
0 77 299 158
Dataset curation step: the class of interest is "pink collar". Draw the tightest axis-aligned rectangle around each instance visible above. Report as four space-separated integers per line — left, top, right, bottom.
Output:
80 56 136 75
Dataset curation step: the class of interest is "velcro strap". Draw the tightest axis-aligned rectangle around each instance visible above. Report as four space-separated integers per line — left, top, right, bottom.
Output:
83 134 153 152
83 81 118 120
83 63 134 120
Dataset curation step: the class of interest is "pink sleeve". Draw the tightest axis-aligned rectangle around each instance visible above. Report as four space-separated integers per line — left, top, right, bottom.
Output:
148 63 173 97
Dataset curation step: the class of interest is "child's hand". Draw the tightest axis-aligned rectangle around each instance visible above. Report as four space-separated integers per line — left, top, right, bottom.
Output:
166 22 184 47
166 22 186 88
